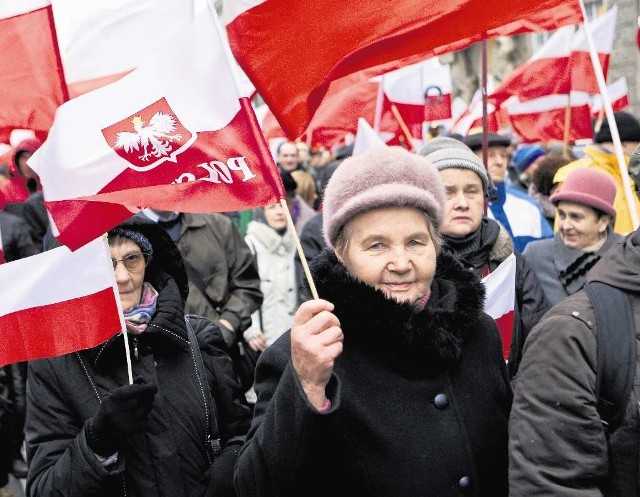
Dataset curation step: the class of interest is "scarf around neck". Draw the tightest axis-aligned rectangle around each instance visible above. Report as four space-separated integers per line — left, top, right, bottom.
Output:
123 282 159 335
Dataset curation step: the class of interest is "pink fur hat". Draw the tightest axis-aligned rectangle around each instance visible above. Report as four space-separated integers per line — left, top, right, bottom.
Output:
322 146 445 248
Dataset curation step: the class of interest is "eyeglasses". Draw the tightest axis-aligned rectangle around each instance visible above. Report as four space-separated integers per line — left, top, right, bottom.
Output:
111 252 149 272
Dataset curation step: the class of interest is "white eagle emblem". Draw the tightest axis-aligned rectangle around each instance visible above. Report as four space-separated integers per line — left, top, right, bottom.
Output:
115 112 183 161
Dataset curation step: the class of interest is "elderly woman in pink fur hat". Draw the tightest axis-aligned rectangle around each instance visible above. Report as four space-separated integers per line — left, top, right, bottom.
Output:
235 146 512 497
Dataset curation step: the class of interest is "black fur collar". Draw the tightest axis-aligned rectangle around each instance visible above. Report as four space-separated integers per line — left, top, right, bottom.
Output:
310 249 486 375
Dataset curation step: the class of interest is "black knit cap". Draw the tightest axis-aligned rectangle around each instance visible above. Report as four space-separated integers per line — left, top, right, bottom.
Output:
595 111 640 144
462 132 511 152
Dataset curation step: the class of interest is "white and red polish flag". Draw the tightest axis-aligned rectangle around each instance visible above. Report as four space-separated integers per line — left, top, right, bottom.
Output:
591 77 629 117
488 26 575 108
0 237 124 367
30 0 283 251
225 0 583 139
383 58 453 124
481 253 516 361
505 91 593 143
0 0 68 142
570 6 617 94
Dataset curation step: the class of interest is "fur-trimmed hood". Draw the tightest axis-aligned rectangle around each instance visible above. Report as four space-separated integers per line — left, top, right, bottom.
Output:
309 249 486 375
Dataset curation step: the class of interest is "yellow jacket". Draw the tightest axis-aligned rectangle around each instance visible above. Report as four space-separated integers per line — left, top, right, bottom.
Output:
553 145 640 235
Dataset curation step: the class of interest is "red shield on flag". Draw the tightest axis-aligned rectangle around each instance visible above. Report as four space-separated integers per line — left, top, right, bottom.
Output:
102 97 196 172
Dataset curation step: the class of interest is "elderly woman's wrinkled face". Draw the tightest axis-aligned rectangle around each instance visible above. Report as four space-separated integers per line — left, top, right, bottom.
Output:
439 168 485 238
557 201 610 251
110 237 146 312
335 206 437 305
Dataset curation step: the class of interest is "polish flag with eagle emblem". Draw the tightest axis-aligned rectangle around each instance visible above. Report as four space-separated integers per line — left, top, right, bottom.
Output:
29 0 283 251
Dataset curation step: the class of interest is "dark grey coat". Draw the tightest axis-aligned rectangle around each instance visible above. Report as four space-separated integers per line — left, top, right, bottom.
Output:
510 230 640 496
235 250 512 497
522 227 623 306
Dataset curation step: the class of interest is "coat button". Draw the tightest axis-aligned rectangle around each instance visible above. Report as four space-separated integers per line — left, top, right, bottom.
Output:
433 393 449 409
458 476 472 492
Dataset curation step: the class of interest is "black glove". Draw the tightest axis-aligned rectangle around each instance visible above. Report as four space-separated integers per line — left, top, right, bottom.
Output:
205 445 242 497
87 378 157 457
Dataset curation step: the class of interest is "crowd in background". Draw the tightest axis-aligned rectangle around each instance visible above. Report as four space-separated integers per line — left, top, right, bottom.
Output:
1 110 640 496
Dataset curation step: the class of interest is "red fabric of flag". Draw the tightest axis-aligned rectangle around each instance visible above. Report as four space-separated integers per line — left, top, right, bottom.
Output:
0 3 67 140
226 0 583 139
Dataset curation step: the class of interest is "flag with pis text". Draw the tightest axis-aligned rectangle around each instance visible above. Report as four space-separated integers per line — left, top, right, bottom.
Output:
482 253 516 361
0 237 123 366
29 0 283 251
225 0 583 138
383 58 453 124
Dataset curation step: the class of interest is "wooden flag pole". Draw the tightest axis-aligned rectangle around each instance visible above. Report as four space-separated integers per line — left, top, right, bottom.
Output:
480 39 490 216
390 104 415 151
373 76 385 132
280 199 319 300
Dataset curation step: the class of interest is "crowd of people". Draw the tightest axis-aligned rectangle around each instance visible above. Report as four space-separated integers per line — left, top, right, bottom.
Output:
1 110 640 496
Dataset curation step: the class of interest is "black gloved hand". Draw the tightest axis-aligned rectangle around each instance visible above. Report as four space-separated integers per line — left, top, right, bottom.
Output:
87 378 157 457
205 445 242 497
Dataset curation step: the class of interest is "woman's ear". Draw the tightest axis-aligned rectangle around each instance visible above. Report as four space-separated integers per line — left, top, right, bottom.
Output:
334 244 345 264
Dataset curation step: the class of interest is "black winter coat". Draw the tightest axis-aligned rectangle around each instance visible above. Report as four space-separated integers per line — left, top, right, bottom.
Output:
235 250 512 497
25 270 251 497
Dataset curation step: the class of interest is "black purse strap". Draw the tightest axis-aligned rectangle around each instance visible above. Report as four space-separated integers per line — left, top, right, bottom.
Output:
184 315 222 462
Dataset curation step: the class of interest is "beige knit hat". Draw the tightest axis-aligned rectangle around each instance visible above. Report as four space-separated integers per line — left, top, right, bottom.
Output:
322 146 445 248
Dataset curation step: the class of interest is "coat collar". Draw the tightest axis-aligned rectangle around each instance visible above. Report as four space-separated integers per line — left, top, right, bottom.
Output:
310 249 486 375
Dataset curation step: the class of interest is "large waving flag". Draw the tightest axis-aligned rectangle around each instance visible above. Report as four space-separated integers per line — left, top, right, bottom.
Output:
0 0 68 142
505 92 593 143
482 253 516 361
225 0 582 139
0 237 123 367
30 0 283 251
570 6 617 94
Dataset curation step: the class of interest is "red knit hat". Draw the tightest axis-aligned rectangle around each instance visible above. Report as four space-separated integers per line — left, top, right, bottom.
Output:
549 167 617 218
